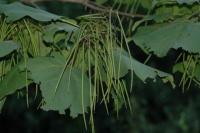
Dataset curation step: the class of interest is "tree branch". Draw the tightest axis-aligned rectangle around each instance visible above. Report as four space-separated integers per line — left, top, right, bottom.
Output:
21 0 145 18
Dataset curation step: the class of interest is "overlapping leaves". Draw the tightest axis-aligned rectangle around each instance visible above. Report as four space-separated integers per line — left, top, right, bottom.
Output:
0 1 181 120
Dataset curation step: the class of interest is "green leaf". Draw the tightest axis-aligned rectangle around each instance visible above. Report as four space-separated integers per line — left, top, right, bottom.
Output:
43 22 78 43
140 0 153 9
133 21 200 57
0 64 30 100
153 0 199 7
0 98 6 113
173 61 200 81
95 0 108 4
0 2 61 22
113 48 175 86
0 41 19 58
177 0 199 4
0 63 10 78
26 55 91 117
0 0 6 4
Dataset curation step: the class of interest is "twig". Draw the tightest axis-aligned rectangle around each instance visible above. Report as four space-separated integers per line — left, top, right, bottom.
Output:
84 1 144 18
21 0 145 18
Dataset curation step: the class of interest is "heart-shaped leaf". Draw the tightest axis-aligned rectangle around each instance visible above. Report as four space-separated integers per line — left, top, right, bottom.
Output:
26 55 91 117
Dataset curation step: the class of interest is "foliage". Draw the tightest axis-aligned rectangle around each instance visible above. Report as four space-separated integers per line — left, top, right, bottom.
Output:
0 2 61 22
24 55 91 117
133 21 200 57
0 0 200 132
0 41 19 57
